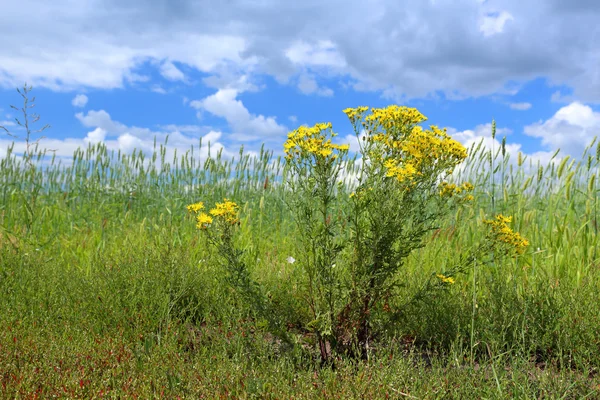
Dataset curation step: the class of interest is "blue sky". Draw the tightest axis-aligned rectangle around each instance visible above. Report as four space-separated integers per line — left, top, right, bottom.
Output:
1 0 599 165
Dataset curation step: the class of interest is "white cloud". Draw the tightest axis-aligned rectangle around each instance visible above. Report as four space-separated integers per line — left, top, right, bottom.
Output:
509 102 531 110
159 60 186 81
285 40 346 69
190 88 288 140
0 0 599 117
117 133 147 153
343 132 365 154
1 119 15 127
84 127 106 144
523 102 600 156
449 123 514 148
297 74 334 97
151 85 167 94
59 108 235 165
446 122 559 178
188 99 202 109
76 110 123 133
479 10 514 37
0 13 250 91
156 124 205 134
447 123 526 171
550 90 575 104
202 71 262 93
71 94 88 107
0 0 598 103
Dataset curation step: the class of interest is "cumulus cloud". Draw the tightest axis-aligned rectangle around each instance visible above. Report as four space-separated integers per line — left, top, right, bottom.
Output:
449 123 518 154
342 132 366 154
441 102 600 177
0 0 599 103
523 102 600 157
76 110 124 133
189 88 288 141
71 94 88 107
84 127 106 144
117 133 147 153
444 122 561 179
0 108 235 167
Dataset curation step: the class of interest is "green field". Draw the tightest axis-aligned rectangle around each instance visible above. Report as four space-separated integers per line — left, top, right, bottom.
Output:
1 107 600 398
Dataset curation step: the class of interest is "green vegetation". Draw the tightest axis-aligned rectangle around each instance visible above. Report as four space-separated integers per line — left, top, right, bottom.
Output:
1 87 599 398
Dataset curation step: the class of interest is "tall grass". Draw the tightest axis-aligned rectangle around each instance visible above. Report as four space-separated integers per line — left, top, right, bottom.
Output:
1 121 599 397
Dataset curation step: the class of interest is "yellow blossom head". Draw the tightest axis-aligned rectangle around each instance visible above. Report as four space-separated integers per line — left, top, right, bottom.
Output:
186 202 205 213
209 199 240 225
196 213 213 230
436 274 455 284
483 214 529 255
283 122 350 163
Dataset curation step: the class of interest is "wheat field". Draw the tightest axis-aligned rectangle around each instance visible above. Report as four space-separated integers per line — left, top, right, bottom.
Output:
1 128 599 398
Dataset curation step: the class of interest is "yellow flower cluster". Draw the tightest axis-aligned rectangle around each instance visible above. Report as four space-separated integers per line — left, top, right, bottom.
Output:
483 214 529 255
343 106 369 124
186 201 213 230
344 105 427 133
196 213 213 230
186 199 240 230
386 126 467 181
383 158 417 183
209 199 240 225
439 182 474 200
186 202 204 213
436 274 455 284
343 106 468 184
283 122 350 161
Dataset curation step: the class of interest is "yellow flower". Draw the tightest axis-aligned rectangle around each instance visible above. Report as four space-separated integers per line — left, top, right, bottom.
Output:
436 274 455 284
196 213 213 230
439 182 457 197
186 202 204 213
209 199 240 224
462 182 474 191
440 181 474 199
283 122 349 161
383 158 417 183
483 214 529 255
343 106 370 123
317 148 333 157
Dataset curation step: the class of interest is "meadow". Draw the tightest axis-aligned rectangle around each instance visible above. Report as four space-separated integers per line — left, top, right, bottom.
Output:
1 97 600 398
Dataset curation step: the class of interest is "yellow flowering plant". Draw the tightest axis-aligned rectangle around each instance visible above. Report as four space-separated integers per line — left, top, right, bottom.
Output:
186 198 292 345
483 214 529 256
187 105 529 364
282 121 351 362
337 105 481 359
